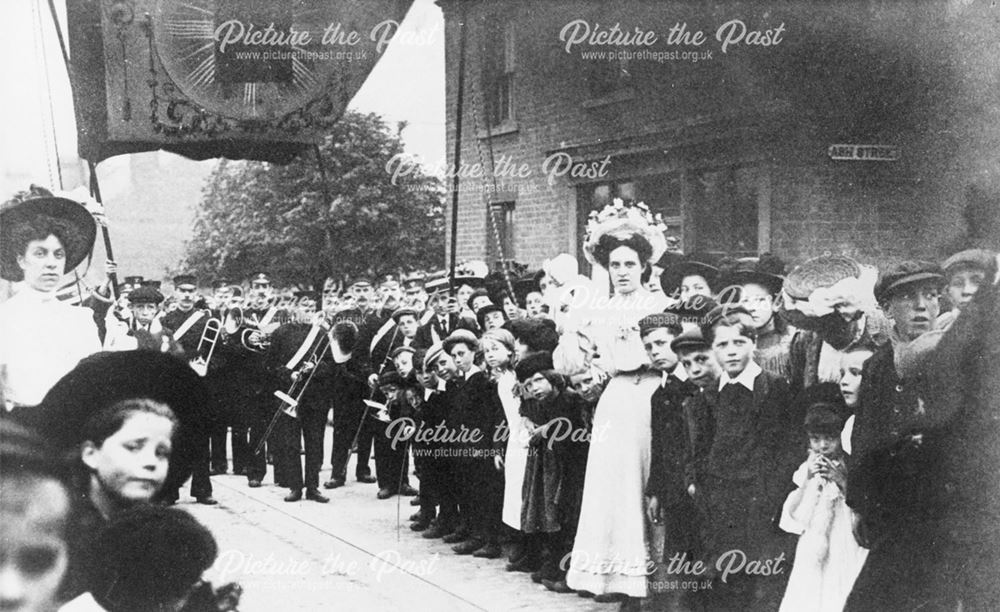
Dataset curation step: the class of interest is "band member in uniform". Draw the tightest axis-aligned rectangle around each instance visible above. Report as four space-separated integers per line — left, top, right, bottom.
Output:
234 272 284 488
267 292 332 503
158 273 217 505
0 186 101 416
103 285 164 351
335 277 385 484
402 273 429 312
325 318 366 490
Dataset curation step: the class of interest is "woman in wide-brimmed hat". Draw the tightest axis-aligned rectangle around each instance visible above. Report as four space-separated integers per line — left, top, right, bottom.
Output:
0 186 101 412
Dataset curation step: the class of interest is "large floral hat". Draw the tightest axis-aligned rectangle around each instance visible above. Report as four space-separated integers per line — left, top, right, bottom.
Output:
583 198 668 266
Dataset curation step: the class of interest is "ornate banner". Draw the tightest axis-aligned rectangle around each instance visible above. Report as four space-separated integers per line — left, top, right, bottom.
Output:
68 0 413 163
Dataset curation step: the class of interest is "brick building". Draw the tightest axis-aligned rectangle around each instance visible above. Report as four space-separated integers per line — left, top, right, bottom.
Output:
438 0 1000 273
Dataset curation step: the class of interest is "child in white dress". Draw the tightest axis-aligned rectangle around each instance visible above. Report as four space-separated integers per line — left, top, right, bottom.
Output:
779 401 869 612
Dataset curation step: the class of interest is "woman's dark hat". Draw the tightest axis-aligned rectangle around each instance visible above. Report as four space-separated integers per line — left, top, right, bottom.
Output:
512 274 540 308
514 351 554 382
30 351 211 476
0 186 97 281
659 253 721 296
720 253 787 295
476 303 506 329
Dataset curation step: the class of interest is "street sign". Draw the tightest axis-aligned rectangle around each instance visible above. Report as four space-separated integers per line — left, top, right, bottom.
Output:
827 144 900 161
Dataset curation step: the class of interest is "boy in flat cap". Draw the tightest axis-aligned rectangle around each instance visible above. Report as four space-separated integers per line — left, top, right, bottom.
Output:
937 248 997 328
103 285 165 351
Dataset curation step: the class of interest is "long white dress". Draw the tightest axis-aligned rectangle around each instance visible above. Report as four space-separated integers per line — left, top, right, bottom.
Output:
563 288 668 598
778 455 869 612
497 369 529 530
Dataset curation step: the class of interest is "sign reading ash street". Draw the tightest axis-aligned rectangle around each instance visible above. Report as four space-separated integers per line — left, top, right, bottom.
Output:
827 144 901 161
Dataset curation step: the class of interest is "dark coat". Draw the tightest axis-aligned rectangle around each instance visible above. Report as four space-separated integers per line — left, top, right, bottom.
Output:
646 374 700 507
413 313 478 350
446 370 505 457
266 322 335 407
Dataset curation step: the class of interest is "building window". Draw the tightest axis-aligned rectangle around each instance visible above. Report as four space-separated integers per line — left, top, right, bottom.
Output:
483 15 515 126
486 201 515 267
689 165 760 256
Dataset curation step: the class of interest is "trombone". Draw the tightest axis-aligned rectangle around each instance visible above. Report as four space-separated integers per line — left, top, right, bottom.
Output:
254 322 331 455
189 316 222 377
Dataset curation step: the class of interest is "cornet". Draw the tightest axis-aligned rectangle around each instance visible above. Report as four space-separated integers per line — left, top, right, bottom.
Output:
189 316 223 377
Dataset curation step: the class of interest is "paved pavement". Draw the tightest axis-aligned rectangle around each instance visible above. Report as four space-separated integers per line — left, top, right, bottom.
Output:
182 431 619 612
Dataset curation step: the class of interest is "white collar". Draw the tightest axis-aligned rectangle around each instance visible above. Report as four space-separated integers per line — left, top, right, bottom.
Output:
15 285 59 303
659 363 689 387
463 364 481 379
718 360 762 392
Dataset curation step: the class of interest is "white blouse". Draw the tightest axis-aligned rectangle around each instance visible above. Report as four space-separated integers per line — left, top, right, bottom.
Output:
0 287 101 407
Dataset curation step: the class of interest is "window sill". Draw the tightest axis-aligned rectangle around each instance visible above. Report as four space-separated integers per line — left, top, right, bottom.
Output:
582 87 635 109
477 121 519 139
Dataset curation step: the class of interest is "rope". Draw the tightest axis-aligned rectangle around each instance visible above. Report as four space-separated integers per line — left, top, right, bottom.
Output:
31 0 57 189
468 14 515 299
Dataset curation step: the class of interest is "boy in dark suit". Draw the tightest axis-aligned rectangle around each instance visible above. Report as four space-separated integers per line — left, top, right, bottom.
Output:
690 309 797 610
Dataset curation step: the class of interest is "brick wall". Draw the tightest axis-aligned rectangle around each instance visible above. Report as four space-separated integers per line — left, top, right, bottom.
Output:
439 0 1000 271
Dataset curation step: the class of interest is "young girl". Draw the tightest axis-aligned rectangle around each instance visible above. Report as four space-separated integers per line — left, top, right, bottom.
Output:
779 401 868 612
480 329 529 568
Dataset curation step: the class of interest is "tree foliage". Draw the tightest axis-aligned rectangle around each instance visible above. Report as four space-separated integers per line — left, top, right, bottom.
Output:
182 111 444 289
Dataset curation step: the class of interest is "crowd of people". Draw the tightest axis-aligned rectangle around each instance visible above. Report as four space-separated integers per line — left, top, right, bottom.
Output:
1 186 998 612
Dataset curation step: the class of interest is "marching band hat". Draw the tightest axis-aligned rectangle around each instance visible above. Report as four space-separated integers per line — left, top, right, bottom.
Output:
212 278 232 290
141 280 162 290
720 254 787 295
391 307 420 323
425 275 449 296
380 274 401 289
402 273 427 292
172 274 197 288
128 285 164 305
942 248 997 276
442 329 479 354
670 327 710 353
390 345 415 359
123 275 145 288
0 186 97 281
660 253 721 296
514 351 554 382
30 351 211 478
378 369 404 388
874 260 945 303
250 273 271 287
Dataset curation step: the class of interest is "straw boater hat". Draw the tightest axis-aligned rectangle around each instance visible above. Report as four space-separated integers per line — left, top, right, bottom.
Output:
582 198 668 266
0 186 97 281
